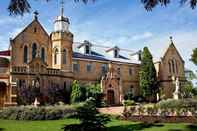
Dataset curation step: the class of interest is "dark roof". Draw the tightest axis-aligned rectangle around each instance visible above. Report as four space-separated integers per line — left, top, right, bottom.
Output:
0 50 10 56
73 52 109 61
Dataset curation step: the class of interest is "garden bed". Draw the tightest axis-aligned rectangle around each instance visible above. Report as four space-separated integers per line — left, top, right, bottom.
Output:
123 115 197 123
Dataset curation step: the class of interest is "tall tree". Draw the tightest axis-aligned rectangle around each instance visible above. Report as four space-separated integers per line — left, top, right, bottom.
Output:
139 47 158 101
191 48 197 66
6 0 197 16
70 80 86 103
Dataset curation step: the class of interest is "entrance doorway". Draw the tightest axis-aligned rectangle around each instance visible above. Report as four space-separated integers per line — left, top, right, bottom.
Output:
0 82 7 107
107 90 115 105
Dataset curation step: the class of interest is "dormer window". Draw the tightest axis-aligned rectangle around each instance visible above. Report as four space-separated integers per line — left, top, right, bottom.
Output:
77 40 92 55
106 46 120 58
114 49 118 58
85 45 90 54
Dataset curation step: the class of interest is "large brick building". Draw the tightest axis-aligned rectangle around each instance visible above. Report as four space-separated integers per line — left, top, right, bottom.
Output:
0 9 185 107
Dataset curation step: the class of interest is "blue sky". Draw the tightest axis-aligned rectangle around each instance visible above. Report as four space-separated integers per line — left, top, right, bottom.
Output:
0 0 196 74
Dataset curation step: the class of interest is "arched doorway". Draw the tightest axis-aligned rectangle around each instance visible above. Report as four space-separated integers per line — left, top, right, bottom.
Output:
107 90 115 105
0 82 7 107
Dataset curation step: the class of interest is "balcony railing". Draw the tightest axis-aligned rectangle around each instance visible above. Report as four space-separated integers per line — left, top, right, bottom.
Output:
11 66 62 76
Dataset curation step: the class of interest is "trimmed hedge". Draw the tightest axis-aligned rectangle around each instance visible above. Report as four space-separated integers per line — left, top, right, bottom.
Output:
0 105 76 120
156 99 197 109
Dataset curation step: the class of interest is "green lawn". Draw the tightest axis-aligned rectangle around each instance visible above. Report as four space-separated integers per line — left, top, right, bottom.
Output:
0 119 196 131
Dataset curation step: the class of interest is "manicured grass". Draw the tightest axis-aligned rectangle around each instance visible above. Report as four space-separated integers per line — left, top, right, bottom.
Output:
0 119 196 131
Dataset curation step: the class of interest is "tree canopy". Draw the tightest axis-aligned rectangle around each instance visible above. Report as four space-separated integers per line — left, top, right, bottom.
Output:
191 48 197 66
139 47 158 101
7 0 197 16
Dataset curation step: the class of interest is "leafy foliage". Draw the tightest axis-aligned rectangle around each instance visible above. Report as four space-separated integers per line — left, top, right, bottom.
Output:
85 83 104 107
16 86 42 105
156 98 197 109
63 97 110 131
181 81 194 98
46 85 70 105
191 48 197 66
7 0 95 16
141 0 197 11
139 47 158 101
70 80 86 103
7 0 197 16
0 105 76 120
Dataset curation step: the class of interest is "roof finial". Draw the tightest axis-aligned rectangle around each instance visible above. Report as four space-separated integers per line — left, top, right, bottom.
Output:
60 0 64 16
170 36 173 44
33 11 39 20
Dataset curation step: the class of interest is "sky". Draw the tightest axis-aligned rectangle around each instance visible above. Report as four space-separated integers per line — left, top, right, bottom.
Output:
0 0 196 75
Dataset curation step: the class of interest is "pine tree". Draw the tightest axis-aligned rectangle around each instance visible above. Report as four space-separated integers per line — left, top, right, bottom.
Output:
139 47 158 101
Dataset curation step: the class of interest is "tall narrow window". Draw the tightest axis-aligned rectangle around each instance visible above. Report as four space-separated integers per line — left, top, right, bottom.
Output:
63 49 67 64
86 63 92 72
101 64 107 74
54 48 58 65
129 68 132 76
168 61 171 73
85 45 90 54
32 43 37 59
73 63 80 72
41 47 45 62
172 60 175 74
175 60 178 74
114 49 118 58
23 46 28 63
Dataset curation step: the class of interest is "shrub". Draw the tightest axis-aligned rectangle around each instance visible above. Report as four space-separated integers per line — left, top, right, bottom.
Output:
0 105 76 120
63 98 110 131
71 80 86 103
156 99 197 109
85 83 104 107
122 100 135 107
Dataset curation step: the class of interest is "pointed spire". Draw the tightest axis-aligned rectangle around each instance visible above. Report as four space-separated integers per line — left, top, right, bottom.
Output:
60 0 64 16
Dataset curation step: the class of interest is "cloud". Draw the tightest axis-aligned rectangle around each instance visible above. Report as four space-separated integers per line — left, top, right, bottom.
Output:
131 32 153 41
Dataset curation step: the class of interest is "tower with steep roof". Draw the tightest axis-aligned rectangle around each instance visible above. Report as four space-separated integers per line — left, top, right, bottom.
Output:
51 0 73 72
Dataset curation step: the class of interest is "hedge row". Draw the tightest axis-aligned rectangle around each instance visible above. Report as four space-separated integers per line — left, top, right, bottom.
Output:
0 105 76 120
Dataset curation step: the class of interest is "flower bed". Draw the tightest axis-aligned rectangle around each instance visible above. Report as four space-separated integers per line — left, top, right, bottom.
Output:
122 99 197 123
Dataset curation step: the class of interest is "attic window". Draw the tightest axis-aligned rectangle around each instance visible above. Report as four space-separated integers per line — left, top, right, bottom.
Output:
34 27 37 33
85 45 90 54
114 49 118 58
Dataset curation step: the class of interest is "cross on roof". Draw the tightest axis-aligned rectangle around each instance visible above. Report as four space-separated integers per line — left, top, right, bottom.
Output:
34 11 39 20
60 0 65 16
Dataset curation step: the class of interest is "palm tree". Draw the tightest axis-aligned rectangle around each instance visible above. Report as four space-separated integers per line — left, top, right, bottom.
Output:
7 0 197 16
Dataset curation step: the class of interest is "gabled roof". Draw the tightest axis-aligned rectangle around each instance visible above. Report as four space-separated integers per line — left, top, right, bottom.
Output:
162 40 184 63
77 40 92 49
12 18 49 41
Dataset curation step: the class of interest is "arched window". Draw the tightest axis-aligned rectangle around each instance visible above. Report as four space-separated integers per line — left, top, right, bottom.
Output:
32 43 37 59
168 61 171 73
172 59 175 74
23 46 28 63
41 47 45 62
63 49 67 64
54 48 58 65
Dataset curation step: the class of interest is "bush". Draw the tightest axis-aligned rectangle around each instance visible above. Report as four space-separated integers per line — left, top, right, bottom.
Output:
0 105 76 120
156 99 197 109
71 80 86 103
63 98 110 131
122 100 135 106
